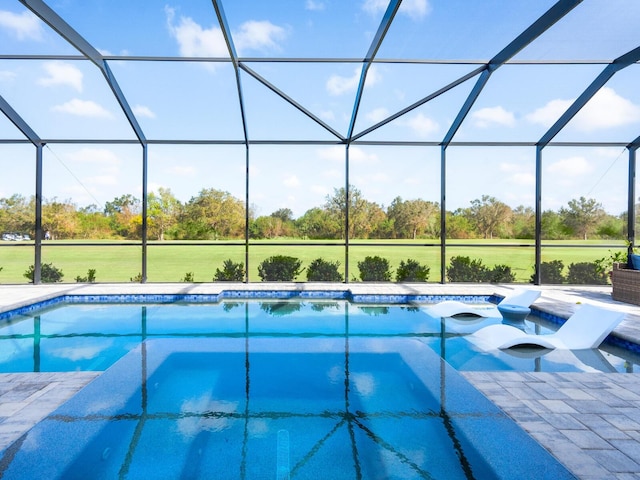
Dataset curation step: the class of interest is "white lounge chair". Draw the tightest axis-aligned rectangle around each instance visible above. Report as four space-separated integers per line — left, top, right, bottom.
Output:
424 288 541 318
468 304 625 350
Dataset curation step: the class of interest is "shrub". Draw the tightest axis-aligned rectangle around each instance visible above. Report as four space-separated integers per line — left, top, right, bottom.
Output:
486 264 515 283
214 259 245 281
531 260 565 284
130 273 143 282
358 256 391 282
258 255 302 281
447 256 488 282
181 272 195 282
24 263 64 283
567 262 609 285
447 256 515 283
395 259 430 282
75 268 97 283
306 258 342 282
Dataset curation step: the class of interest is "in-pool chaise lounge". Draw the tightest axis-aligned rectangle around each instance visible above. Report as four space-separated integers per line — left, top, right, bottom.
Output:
468 303 625 350
424 288 541 318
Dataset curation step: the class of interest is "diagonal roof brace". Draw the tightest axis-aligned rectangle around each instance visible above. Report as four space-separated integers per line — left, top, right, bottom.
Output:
211 0 249 145
346 0 401 142
240 65 346 142
0 94 42 146
442 0 583 147
538 45 640 148
19 0 147 145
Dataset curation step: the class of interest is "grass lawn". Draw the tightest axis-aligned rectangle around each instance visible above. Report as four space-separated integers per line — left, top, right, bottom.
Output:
0 239 626 284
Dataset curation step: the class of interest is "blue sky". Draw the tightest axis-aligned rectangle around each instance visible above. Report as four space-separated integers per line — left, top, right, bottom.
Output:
0 0 639 217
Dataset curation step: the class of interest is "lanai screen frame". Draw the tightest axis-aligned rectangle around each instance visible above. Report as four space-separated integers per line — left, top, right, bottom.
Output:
0 0 639 284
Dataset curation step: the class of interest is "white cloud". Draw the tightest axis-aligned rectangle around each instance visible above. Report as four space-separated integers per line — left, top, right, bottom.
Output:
305 0 326 11
400 0 431 19
165 6 227 57
0 70 16 82
133 104 156 119
234 21 287 53
472 106 515 128
349 146 378 164
366 107 389 123
511 172 535 186
84 175 119 186
526 88 640 132
572 87 640 131
327 66 380 96
546 156 593 176
316 145 377 164
319 109 335 121
362 0 430 20
283 174 300 187
311 184 331 195
526 98 573 128
38 62 83 92
66 148 122 168
327 68 361 96
404 112 439 137
165 6 287 58
317 146 345 161
0 10 43 40
52 99 112 118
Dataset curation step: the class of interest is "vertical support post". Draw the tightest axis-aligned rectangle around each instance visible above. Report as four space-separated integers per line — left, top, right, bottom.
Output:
344 144 350 283
440 146 446 284
629 147 637 256
245 144 250 282
141 144 148 283
534 146 543 285
34 143 43 284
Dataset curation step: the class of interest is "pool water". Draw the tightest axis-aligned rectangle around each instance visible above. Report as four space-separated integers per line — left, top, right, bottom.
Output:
0 338 575 479
0 299 636 373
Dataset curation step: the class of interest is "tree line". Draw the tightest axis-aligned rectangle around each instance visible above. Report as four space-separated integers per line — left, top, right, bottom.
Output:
0 186 626 241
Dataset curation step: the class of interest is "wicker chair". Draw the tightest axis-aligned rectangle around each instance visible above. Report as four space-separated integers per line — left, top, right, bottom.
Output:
611 263 640 306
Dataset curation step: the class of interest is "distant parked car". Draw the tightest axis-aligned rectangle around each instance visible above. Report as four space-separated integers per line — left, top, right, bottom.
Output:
2 233 18 241
21 234 31 241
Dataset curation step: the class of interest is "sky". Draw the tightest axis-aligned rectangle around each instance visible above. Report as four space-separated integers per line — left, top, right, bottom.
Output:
0 0 639 218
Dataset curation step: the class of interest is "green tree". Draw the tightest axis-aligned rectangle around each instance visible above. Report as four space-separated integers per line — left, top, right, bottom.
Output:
387 197 438 239
295 207 340 239
559 197 606 240
446 210 475 239
541 210 569 240
42 198 78 239
512 205 535 239
0 194 33 235
76 204 112 239
467 195 512 239
179 188 244 240
104 194 142 239
324 186 385 239
148 187 181 241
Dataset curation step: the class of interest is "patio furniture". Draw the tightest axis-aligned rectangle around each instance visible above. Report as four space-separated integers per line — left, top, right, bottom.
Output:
467 304 625 350
424 288 541 318
611 262 640 306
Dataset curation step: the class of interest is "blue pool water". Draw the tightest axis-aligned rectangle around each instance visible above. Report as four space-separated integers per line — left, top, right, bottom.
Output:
0 338 576 479
0 299 636 374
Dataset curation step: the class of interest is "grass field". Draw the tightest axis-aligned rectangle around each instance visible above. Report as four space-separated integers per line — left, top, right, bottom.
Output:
0 239 627 284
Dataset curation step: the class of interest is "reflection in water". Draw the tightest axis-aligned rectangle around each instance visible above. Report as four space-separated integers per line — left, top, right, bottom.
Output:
0 300 636 373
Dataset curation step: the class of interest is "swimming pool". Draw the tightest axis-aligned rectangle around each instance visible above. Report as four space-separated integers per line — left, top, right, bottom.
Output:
0 298 636 374
0 337 575 479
